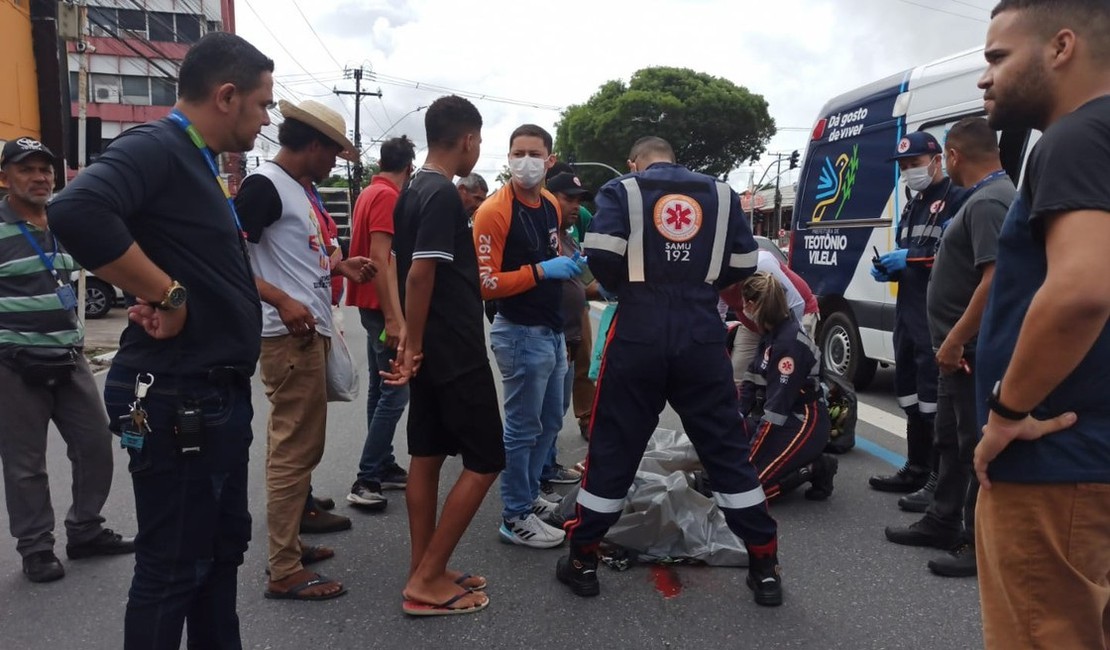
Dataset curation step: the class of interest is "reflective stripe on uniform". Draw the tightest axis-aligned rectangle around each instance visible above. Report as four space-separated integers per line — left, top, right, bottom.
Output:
729 250 758 269
703 181 731 284
918 401 937 415
576 488 625 514
584 232 628 256
622 178 646 282
897 394 919 408
763 410 788 426
712 486 766 510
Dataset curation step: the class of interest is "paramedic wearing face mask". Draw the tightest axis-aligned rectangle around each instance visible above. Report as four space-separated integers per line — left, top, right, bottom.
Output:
472 124 581 549
870 131 968 502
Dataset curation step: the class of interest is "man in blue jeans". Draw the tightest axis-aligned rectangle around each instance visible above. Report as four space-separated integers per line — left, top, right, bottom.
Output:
473 124 582 548
346 136 416 509
48 33 273 648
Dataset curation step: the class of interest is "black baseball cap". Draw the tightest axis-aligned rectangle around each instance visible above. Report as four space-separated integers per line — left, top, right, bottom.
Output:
1 137 56 167
888 131 941 161
546 172 593 200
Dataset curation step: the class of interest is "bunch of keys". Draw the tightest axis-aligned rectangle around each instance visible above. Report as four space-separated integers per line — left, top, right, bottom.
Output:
120 373 154 451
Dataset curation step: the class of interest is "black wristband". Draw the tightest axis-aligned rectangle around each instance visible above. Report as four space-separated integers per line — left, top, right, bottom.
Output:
987 381 1029 421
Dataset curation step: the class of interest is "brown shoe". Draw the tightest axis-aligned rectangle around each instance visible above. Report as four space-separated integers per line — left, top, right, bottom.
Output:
300 507 352 534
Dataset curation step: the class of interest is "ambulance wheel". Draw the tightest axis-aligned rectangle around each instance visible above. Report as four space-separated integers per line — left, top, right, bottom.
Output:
820 311 876 391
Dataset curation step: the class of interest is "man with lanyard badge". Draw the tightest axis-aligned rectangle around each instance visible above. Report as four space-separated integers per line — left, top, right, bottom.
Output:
870 131 968 511
49 33 274 648
0 138 134 584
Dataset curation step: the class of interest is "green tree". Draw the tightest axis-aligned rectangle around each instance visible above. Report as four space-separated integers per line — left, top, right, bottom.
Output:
555 67 775 189
495 164 511 188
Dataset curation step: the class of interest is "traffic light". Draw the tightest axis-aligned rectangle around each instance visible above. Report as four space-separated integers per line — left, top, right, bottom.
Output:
788 150 800 170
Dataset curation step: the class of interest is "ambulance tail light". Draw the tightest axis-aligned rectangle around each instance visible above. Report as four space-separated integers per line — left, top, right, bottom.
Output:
811 118 827 141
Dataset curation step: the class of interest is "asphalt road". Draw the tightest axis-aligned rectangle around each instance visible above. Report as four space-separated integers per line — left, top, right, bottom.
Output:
0 307 982 650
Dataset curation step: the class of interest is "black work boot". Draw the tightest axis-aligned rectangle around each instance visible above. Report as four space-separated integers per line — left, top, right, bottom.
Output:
897 471 938 512
928 542 977 578
805 454 839 501
22 551 64 583
868 461 929 493
556 548 600 597
885 516 960 549
746 544 783 607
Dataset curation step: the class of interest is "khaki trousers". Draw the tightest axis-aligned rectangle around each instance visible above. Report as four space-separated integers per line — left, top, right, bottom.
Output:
572 305 596 425
259 334 329 581
976 481 1110 649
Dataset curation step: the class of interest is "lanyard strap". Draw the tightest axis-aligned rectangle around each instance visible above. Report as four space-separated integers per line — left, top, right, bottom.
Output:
16 223 63 284
965 170 1008 198
166 109 245 236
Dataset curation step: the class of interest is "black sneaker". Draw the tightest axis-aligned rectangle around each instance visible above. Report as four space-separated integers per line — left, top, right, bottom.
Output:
928 543 977 577
869 462 929 493
66 528 135 559
804 454 839 501
556 552 600 597
897 471 938 512
346 480 387 511
22 550 64 583
885 517 960 549
380 463 408 490
746 552 784 607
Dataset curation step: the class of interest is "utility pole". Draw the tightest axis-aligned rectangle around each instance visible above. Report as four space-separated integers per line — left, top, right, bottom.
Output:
773 155 784 239
334 67 381 205
76 0 89 171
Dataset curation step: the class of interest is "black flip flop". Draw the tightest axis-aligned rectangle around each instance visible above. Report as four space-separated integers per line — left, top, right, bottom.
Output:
264 573 347 601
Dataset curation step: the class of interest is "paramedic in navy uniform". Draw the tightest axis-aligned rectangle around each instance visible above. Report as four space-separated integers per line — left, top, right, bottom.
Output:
556 137 783 607
870 131 967 504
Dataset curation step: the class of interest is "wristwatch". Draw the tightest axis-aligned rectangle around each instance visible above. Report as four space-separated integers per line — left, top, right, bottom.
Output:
987 380 1029 421
155 280 188 311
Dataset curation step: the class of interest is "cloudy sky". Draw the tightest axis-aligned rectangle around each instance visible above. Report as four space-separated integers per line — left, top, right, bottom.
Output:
236 0 993 190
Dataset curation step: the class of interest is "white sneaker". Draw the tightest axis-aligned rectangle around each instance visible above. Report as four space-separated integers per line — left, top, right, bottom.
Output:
531 496 561 518
499 513 565 549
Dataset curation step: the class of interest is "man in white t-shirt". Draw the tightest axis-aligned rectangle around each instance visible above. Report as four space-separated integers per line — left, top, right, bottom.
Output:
235 100 375 601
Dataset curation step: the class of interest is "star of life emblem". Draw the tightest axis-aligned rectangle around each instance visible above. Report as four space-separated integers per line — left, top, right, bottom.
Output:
653 194 702 242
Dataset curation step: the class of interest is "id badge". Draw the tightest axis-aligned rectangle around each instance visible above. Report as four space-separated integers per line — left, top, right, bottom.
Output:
56 284 78 311
120 425 145 451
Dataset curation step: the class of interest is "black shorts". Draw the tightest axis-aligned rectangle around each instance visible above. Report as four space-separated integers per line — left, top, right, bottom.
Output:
407 363 505 474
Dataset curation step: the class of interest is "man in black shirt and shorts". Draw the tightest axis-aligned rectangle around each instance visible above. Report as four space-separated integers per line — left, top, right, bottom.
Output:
384 95 504 616
48 33 273 648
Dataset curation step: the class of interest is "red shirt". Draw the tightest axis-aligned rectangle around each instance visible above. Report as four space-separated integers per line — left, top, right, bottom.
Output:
346 175 401 310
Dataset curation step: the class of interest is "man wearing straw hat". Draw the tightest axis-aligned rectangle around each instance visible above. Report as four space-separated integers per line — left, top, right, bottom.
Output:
235 99 376 601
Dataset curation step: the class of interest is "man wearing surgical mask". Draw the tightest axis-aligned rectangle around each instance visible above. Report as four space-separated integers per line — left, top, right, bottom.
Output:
472 124 582 548
869 131 968 509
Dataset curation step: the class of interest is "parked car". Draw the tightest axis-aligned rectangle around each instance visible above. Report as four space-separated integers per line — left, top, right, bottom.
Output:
70 271 123 319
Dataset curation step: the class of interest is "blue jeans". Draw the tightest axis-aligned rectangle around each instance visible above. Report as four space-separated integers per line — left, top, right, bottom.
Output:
357 308 409 483
490 315 567 520
104 364 253 650
541 343 577 481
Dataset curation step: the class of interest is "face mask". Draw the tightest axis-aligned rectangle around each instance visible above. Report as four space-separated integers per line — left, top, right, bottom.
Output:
903 159 936 193
508 155 547 189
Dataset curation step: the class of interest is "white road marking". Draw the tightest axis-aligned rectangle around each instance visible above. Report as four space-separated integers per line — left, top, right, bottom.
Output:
856 402 906 439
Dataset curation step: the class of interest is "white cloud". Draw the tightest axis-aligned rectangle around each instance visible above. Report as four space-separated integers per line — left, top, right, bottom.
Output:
240 0 991 184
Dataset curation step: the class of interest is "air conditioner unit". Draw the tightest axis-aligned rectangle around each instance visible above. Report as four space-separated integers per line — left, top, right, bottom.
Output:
93 84 120 103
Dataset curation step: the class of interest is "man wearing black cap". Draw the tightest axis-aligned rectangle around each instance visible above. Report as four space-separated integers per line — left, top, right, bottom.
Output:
0 137 134 584
538 171 601 489
869 131 967 508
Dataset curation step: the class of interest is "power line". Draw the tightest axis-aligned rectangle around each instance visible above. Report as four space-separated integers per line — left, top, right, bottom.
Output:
86 14 179 81
369 72 562 111
240 0 352 118
289 0 344 70
896 0 988 23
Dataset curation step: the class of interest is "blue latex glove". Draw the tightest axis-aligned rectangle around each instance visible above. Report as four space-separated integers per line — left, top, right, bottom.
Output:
538 256 583 281
870 266 891 282
879 249 908 273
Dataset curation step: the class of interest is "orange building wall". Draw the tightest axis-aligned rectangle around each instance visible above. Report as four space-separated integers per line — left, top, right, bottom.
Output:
0 0 41 143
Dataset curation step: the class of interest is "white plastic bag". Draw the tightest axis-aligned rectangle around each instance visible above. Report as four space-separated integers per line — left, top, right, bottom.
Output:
326 330 359 402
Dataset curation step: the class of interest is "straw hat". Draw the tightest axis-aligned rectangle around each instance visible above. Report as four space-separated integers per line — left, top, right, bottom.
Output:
278 99 359 162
